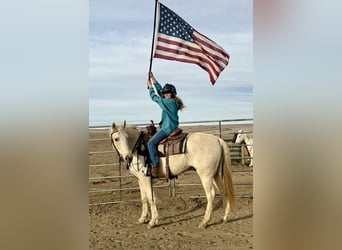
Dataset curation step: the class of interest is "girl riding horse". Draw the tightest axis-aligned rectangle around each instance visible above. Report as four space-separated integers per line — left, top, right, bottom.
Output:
146 71 185 177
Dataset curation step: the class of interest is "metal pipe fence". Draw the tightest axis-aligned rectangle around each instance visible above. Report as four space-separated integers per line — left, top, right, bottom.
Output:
89 118 253 205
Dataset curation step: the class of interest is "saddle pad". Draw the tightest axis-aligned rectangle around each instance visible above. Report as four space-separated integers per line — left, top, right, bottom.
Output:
158 133 188 157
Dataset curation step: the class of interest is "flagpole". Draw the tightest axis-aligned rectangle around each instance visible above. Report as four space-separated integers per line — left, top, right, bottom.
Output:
148 0 159 80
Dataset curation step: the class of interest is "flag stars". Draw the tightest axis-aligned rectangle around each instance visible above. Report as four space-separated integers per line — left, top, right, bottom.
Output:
158 4 194 42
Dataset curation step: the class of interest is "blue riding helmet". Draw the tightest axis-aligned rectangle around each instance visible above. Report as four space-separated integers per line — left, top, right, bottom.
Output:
162 83 177 95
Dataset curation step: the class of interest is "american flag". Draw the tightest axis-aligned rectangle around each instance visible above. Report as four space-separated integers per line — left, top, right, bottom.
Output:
152 2 230 85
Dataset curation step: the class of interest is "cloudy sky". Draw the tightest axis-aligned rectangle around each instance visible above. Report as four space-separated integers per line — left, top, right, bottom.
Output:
89 0 253 126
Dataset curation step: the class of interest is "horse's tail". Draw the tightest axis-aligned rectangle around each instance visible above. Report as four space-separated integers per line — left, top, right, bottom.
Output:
219 138 237 211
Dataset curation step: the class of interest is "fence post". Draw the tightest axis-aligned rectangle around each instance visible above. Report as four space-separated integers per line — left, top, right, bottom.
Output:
241 145 245 165
219 120 222 138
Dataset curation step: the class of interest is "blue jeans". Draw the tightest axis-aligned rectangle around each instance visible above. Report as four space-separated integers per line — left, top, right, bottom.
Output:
147 129 168 167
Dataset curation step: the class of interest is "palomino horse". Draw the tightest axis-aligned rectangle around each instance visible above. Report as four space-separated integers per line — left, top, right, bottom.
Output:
110 122 236 228
234 130 254 167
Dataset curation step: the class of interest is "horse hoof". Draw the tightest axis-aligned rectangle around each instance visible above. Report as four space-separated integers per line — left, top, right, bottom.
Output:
147 223 154 229
137 219 147 225
147 219 158 228
221 215 230 223
198 223 207 229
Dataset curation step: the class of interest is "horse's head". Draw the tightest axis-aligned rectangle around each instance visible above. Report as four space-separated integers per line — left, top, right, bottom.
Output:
110 121 133 166
234 130 245 144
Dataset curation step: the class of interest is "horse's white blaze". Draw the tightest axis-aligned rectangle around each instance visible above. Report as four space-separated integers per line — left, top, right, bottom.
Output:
110 123 236 228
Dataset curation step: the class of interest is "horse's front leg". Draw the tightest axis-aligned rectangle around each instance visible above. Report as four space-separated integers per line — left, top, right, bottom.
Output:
137 180 150 224
143 177 159 228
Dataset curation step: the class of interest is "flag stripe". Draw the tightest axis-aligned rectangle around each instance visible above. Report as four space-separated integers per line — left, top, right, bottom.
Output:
154 49 219 83
193 31 229 59
157 36 203 55
155 54 218 83
155 52 217 83
156 35 221 73
193 31 229 69
154 34 221 81
154 42 219 83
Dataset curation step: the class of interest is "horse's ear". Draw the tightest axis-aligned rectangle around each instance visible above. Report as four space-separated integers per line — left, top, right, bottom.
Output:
112 123 116 129
123 120 126 128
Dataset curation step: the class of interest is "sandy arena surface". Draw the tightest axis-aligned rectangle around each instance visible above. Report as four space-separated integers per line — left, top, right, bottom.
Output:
89 124 253 249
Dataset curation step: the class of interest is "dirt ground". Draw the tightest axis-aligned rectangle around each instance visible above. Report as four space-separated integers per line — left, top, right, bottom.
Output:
89 124 253 250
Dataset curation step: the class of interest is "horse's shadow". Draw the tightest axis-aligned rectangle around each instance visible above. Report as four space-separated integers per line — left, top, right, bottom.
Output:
206 213 253 228
156 203 203 227
152 199 253 228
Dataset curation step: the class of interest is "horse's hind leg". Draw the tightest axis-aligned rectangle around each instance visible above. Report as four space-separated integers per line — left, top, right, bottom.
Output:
214 174 231 223
198 176 216 228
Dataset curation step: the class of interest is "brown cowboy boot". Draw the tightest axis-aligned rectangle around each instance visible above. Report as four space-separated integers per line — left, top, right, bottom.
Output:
151 166 159 178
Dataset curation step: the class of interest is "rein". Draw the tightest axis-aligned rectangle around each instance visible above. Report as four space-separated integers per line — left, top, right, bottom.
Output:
132 131 145 156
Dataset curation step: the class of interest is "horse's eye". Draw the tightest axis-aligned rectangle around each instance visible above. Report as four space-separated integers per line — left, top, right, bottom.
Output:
114 138 119 142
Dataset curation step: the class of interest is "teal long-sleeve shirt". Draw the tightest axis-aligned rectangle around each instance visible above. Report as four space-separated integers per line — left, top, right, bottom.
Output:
149 82 179 135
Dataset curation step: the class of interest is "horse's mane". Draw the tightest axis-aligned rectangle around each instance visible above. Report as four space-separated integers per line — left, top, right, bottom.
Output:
124 126 141 151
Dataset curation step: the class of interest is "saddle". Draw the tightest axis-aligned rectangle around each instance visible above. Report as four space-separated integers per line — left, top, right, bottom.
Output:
142 121 188 181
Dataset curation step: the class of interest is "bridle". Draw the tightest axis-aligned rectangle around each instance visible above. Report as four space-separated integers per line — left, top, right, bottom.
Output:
110 129 145 169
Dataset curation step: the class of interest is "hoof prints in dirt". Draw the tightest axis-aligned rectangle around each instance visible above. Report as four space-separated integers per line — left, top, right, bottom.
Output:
89 197 253 250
